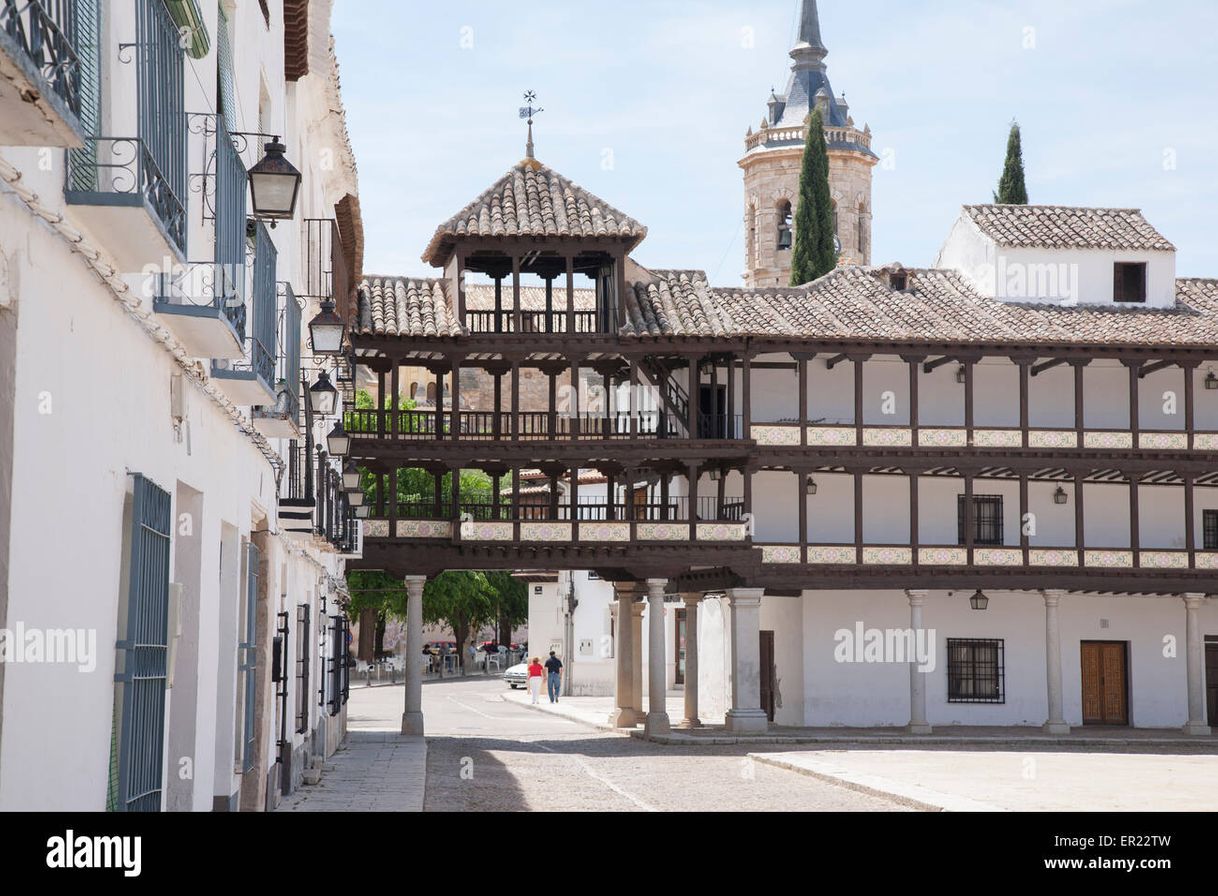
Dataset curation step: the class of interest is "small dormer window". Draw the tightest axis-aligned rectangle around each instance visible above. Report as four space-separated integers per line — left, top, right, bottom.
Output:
1114 262 1147 303
777 201 793 251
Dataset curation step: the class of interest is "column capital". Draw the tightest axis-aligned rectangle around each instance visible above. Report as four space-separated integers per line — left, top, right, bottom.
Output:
681 592 704 608
1041 588 1067 606
1183 593 1209 609
905 589 929 606
728 587 765 608
404 575 427 592
645 578 669 598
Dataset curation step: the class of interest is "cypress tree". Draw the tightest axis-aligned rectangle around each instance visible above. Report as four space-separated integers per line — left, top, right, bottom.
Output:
790 109 837 286
994 122 1029 204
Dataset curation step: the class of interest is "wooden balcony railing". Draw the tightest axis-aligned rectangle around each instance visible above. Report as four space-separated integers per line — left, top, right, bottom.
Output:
464 310 598 335
345 409 712 441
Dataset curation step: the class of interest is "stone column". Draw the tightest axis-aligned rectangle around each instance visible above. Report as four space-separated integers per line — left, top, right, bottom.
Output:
680 593 702 728
644 579 671 737
906 590 931 735
1042 589 1070 734
610 586 637 728
725 588 768 734
402 576 426 736
631 597 644 721
1183 593 1212 736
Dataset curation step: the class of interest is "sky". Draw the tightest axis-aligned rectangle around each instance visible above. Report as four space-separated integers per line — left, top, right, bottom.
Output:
332 0 1218 283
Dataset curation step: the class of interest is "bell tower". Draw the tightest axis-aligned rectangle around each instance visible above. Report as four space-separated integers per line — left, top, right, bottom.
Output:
740 0 878 287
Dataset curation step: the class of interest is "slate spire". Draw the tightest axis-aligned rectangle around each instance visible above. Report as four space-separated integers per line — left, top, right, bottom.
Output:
791 0 828 71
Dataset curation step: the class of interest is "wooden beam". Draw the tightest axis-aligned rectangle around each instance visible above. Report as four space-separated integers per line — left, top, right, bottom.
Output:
825 353 848 370
1032 358 1068 377
1138 359 1174 379
922 356 953 374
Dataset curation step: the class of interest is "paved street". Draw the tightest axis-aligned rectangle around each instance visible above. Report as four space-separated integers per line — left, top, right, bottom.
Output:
303 675 911 812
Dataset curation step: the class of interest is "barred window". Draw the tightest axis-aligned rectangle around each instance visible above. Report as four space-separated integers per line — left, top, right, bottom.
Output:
958 495 1004 546
1204 510 1218 551
947 639 1005 704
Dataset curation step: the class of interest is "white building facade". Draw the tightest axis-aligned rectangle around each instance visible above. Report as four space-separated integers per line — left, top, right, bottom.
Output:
0 0 363 811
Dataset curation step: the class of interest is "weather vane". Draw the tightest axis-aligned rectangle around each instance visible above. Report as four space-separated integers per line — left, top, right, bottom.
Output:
520 91 544 160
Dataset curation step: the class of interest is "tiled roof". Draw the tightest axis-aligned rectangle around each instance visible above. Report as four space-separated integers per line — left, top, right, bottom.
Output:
622 267 1218 347
358 269 1218 348
422 160 647 265
357 277 463 338
964 205 1176 252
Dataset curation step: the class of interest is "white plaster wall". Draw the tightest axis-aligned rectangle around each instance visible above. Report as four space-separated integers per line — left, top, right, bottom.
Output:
760 596 804 727
801 590 1217 728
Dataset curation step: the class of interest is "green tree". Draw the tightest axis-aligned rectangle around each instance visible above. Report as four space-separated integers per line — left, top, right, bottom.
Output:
485 571 528 647
790 108 837 286
994 121 1029 205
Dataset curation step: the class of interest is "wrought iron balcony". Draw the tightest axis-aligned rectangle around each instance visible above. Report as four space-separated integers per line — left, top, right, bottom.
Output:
0 0 92 146
64 0 187 267
302 217 353 326
278 442 315 535
253 283 303 439
66 136 188 266
212 222 277 406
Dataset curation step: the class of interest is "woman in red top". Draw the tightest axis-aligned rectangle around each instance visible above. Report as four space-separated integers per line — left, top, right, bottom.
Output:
527 657 544 704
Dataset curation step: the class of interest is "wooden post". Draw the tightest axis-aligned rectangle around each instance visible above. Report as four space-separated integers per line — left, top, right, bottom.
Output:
963 471 974 566
450 358 461 441
726 356 736 438
493 275 503 333
1019 359 1030 448
854 470 864 565
909 467 920 566
493 372 503 440
1073 362 1086 444
377 369 386 438
512 255 522 334
688 356 701 439
854 358 865 447
511 361 520 440
389 365 399 440
545 275 554 333
512 467 521 540
630 360 640 437
710 356 720 438
798 355 809 447
434 370 445 438
492 473 501 520
799 471 809 564
602 369 612 440
606 472 616 521
389 468 398 538
1185 473 1196 568
570 357 581 438
964 359 975 447
570 465 580 541
548 372 558 440
566 255 575 335
1019 471 1030 566
624 468 636 542
907 358 920 448
1129 472 1141 568
660 472 670 520
688 463 699 541
1127 361 1142 445
743 353 753 441
1184 362 1197 451
451 465 462 541
1075 471 1086 569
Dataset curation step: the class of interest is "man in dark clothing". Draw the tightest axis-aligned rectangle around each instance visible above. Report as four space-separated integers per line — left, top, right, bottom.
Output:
544 651 563 703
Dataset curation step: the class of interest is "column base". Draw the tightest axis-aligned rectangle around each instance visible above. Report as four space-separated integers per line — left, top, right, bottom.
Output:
401 711 424 737
725 709 768 734
1043 720 1071 735
609 708 638 728
643 712 671 738
906 722 933 735
677 718 703 729
1182 721 1213 737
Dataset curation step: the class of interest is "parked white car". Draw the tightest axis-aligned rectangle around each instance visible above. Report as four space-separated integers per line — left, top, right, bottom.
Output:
503 663 529 689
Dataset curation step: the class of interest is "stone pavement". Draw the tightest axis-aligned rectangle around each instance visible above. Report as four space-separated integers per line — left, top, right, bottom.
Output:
275 731 427 812
751 749 1218 812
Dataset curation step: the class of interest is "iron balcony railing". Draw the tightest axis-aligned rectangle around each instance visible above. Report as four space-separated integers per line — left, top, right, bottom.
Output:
282 442 312 503
214 113 247 332
261 282 301 425
66 0 187 253
0 0 86 119
211 221 276 390
302 217 353 323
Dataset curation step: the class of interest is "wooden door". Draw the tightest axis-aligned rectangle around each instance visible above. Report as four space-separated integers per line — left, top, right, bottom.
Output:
759 631 776 722
1206 640 1218 726
1080 641 1128 725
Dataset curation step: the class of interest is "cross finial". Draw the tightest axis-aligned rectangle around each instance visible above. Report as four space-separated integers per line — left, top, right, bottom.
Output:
519 91 545 160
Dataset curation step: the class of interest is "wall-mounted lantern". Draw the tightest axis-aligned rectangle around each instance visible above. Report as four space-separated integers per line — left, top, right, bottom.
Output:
1053 486 1069 505
248 138 302 223
308 370 338 416
308 300 346 355
969 589 990 611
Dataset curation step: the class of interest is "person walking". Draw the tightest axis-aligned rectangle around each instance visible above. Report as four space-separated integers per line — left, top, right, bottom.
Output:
544 650 563 703
527 656 544 704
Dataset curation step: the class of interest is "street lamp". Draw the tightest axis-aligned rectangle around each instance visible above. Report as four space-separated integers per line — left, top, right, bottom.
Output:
308 300 346 355
969 589 989 611
247 138 302 222
1206 371 1218 391
308 370 338 416
346 489 365 508
806 478 818 496
1054 486 1069 505
326 419 350 457
354 505 370 519
343 460 361 491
